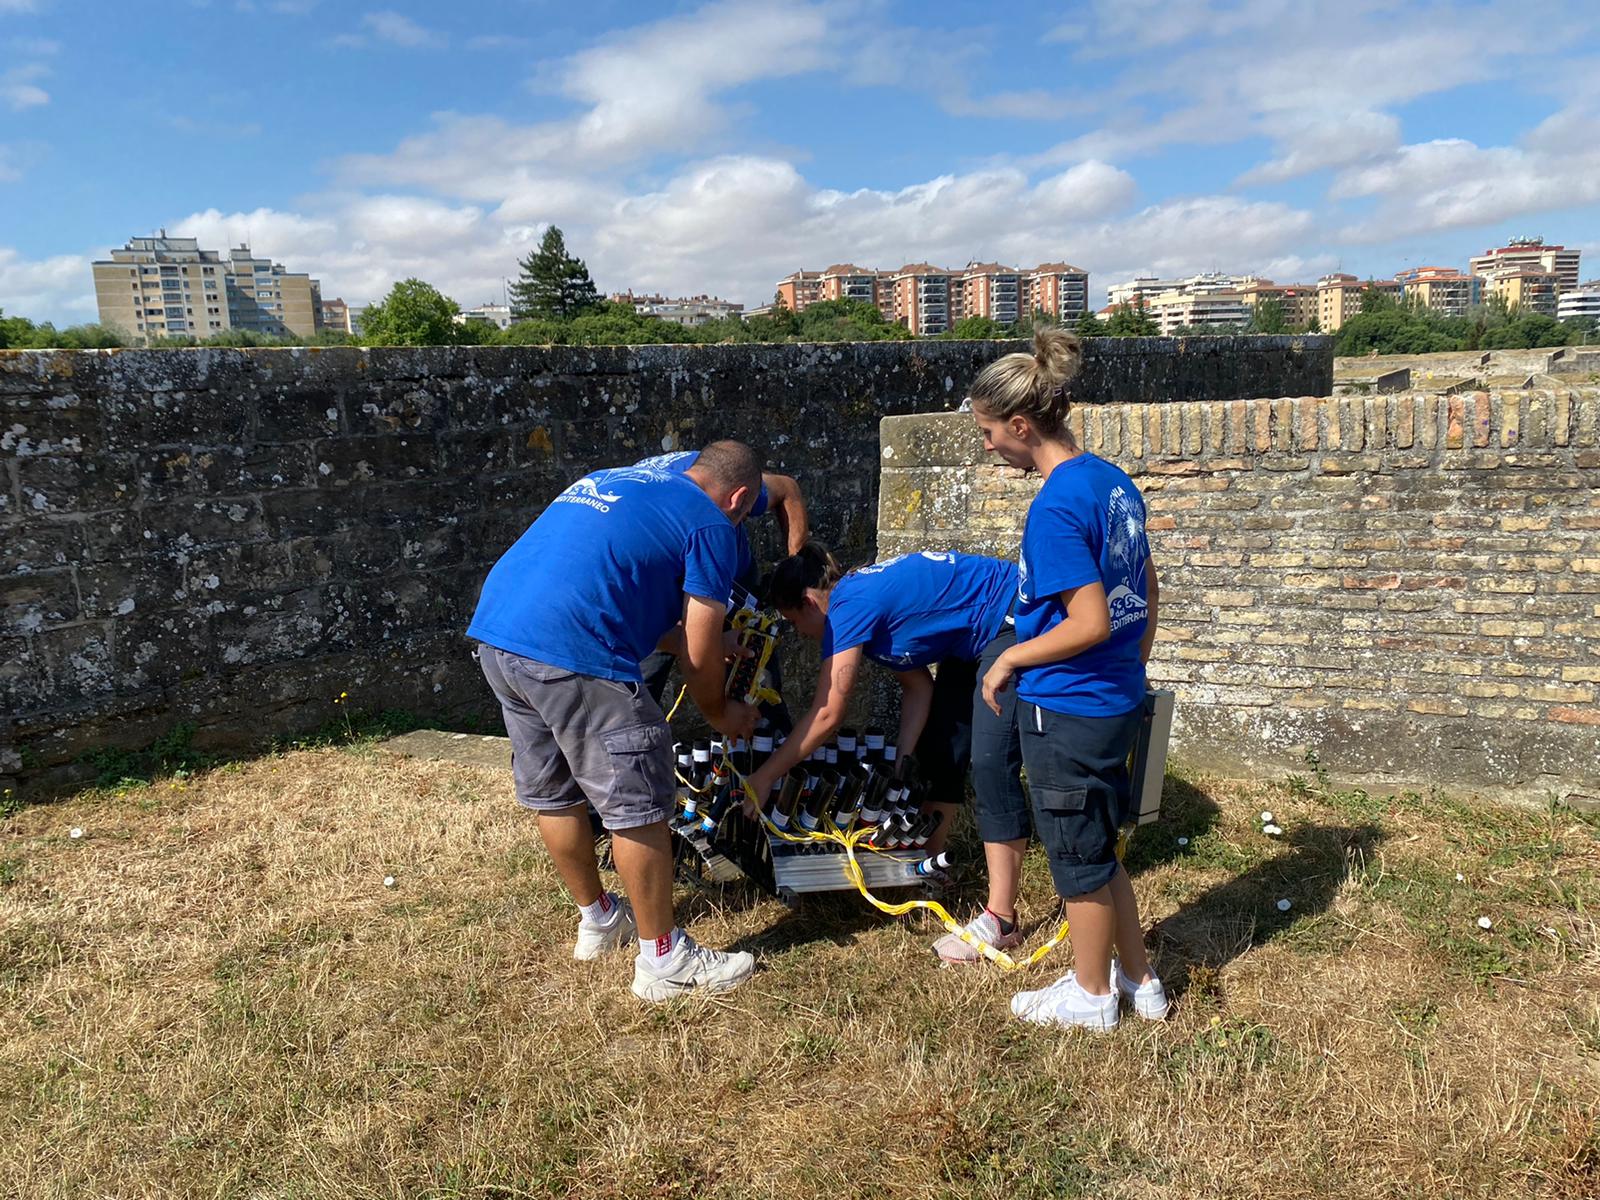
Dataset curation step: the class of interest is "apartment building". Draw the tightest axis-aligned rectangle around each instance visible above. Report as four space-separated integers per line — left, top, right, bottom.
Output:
1315 273 1403 331
1484 267 1561 316
1144 287 1251 335
1023 262 1091 323
1235 277 1316 327
774 270 824 312
958 262 1021 326
455 302 515 330
92 231 322 344
610 292 743 327
1394 266 1483 317
320 297 353 334
774 259 1089 332
1470 237 1581 294
887 263 955 335
1556 281 1600 323
1106 272 1244 309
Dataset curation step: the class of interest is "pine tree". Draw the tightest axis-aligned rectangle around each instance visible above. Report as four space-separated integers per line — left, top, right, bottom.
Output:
509 226 601 321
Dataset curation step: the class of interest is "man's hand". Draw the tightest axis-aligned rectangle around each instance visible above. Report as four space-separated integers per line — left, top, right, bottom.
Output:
711 698 758 742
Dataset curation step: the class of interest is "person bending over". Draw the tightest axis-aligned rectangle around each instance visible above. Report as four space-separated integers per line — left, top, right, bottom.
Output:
744 544 1024 918
967 327 1168 1031
637 451 808 732
467 441 762 1003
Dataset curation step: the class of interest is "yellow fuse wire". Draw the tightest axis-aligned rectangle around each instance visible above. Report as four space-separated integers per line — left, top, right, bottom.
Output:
671 744 1131 971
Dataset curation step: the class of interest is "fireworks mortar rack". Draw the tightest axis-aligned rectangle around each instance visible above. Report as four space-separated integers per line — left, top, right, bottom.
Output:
667 602 1176 968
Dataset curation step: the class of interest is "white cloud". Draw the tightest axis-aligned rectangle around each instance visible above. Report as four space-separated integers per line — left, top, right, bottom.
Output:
2 63 49 110
7 37 59 55
362 10 444 48
330 9 445 50
1332 110 1600 242
0 247 97 321
553 0 831 160
0 139 44 183
1236 111 1401 186
465 34 533 51
0 0 41 11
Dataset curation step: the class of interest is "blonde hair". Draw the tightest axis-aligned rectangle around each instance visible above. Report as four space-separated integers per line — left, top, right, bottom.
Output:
967 326 1084 438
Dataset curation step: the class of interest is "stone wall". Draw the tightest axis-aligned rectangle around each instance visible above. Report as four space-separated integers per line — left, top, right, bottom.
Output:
878 390 1600 804
1 336 1330 795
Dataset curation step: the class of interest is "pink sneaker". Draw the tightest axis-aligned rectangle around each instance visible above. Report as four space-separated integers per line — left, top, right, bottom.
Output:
931 910 1024 965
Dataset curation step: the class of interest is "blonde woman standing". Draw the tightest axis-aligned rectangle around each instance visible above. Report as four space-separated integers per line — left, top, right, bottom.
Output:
966 328 1169 1031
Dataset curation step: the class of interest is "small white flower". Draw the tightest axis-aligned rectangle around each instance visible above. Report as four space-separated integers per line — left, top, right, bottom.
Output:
68 826 84 840
1263 824 1283 837
1276 898 1292 912
1455 872 1465 883
383 875 397 888
1177 836 1190 847
1477 915 1492 930
1260 811 1274 824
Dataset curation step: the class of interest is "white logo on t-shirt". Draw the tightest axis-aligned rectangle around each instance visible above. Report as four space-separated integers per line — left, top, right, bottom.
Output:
858 550 956 576
1106 486 1149 633
553 474 623 513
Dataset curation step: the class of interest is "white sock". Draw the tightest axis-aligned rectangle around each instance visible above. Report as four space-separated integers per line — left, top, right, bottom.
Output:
638 928 683 966
578 891 616 925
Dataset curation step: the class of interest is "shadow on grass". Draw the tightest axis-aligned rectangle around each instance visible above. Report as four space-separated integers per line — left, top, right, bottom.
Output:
717 889 896 958
1149 821 1386 1003
1124 773 1225 877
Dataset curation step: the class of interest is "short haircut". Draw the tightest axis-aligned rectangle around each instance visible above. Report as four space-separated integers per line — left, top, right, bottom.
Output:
692 439 763 496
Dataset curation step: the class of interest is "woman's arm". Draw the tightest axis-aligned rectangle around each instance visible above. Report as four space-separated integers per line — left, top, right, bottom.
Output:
894 667 935 768
746 645 862 799
1139 556 1159 665
981 582 1111 715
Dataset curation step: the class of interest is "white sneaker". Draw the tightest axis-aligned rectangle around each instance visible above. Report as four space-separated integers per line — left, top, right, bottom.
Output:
1113 958 1170 1021
573 897 636 961
1010 971 1119 1032
1008 970 1082 1021
631 934 756 1002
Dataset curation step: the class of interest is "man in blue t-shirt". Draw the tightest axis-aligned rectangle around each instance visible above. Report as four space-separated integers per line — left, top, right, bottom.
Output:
634 449 809 728
467 440 762 1002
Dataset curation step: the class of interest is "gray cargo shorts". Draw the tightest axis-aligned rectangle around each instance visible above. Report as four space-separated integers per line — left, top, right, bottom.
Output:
477 644 675 832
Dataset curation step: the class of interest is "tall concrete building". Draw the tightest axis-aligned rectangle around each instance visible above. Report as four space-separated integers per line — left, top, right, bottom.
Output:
1470 237 1581 294
1021 263 1090 323
92 231 323 344
774 270 824 312
888 264 955 335
1394 266 1483 317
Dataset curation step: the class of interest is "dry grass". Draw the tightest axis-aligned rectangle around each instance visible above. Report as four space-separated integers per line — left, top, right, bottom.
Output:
3 743 1599 1200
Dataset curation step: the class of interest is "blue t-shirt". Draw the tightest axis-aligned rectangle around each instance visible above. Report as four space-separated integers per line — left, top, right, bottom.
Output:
467 459 740 682
648 450 768 586
820 551 1018 669
1015 454 1151 716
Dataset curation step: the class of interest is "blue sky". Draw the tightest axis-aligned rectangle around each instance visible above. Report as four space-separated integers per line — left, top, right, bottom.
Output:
2 0 1598 324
